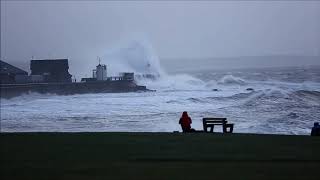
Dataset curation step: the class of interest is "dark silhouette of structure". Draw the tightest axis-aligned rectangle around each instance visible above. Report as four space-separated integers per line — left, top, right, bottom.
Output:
1 59 149 98
30 59 72 83
311 122 320 136
203 117 234 133
0 60 28 84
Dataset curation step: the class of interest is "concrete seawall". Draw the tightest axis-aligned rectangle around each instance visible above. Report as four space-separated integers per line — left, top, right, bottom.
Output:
0 80 148 98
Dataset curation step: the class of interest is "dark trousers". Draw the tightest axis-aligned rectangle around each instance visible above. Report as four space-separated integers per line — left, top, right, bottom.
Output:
182 126 195 133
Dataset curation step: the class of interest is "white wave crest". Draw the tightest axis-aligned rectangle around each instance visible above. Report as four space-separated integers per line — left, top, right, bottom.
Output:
217 75 247 85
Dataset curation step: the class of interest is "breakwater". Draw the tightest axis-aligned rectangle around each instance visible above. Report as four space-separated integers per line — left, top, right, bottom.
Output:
0 80 148 98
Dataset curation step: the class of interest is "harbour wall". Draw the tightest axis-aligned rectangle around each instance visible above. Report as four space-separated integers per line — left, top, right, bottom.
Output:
0 80 148 98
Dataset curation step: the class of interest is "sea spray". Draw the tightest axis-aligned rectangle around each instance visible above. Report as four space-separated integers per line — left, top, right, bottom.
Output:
101 36 165 77
100 37 210 91
100 37 254 92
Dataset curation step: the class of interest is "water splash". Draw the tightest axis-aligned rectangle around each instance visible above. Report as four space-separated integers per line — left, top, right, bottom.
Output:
101 36 164 77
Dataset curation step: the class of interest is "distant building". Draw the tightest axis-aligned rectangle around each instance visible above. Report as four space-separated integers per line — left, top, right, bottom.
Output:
96 64 107 81
0 60 28 84
120 72 134 81
30 59 72 83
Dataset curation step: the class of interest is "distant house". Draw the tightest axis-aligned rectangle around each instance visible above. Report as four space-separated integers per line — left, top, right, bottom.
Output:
0 60 28 84
120 72 134 81
30 59 72 83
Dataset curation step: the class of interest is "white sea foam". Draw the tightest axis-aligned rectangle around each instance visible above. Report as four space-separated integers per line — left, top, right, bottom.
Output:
217 75 247 86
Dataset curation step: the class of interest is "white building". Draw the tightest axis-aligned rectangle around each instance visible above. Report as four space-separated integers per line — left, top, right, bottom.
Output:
96 64 107 81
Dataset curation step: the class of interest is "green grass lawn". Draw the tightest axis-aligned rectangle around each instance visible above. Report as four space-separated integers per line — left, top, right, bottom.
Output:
1 132 320 180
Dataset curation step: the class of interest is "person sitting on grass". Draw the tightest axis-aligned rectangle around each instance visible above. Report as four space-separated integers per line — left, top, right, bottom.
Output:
311 122 320 136
179 111 195 133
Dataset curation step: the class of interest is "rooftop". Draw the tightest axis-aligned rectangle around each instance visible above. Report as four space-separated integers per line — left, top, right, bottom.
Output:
0 60 28 75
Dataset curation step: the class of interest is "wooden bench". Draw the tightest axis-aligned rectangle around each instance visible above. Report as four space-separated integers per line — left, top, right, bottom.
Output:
203 118 234 133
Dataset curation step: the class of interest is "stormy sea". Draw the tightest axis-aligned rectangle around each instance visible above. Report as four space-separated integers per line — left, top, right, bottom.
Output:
1 64 319 135
1 42 320 135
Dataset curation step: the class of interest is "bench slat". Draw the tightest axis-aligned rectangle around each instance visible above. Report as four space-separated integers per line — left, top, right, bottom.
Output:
203 118 226 121
205 122 226 125
203 118 227 125
204 120 227 123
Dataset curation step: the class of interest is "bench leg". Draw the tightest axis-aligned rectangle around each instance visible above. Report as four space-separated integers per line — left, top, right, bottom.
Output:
229 125 234 133
224 125 234 133
210 125 214 132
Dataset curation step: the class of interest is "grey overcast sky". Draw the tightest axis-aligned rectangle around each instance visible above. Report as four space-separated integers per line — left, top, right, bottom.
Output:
1 1 320 75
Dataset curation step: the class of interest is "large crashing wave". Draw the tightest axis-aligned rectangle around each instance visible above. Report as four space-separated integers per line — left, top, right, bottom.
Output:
100 38 209 91
101 38 164 77
99 38 255 91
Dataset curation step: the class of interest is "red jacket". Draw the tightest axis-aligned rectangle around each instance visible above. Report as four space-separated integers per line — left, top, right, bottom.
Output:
179 112 192 129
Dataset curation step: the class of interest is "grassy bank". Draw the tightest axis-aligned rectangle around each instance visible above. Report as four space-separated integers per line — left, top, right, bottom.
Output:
1 132 320 180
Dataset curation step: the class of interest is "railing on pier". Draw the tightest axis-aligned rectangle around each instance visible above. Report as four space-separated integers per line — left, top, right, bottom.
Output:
108 76 124 81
